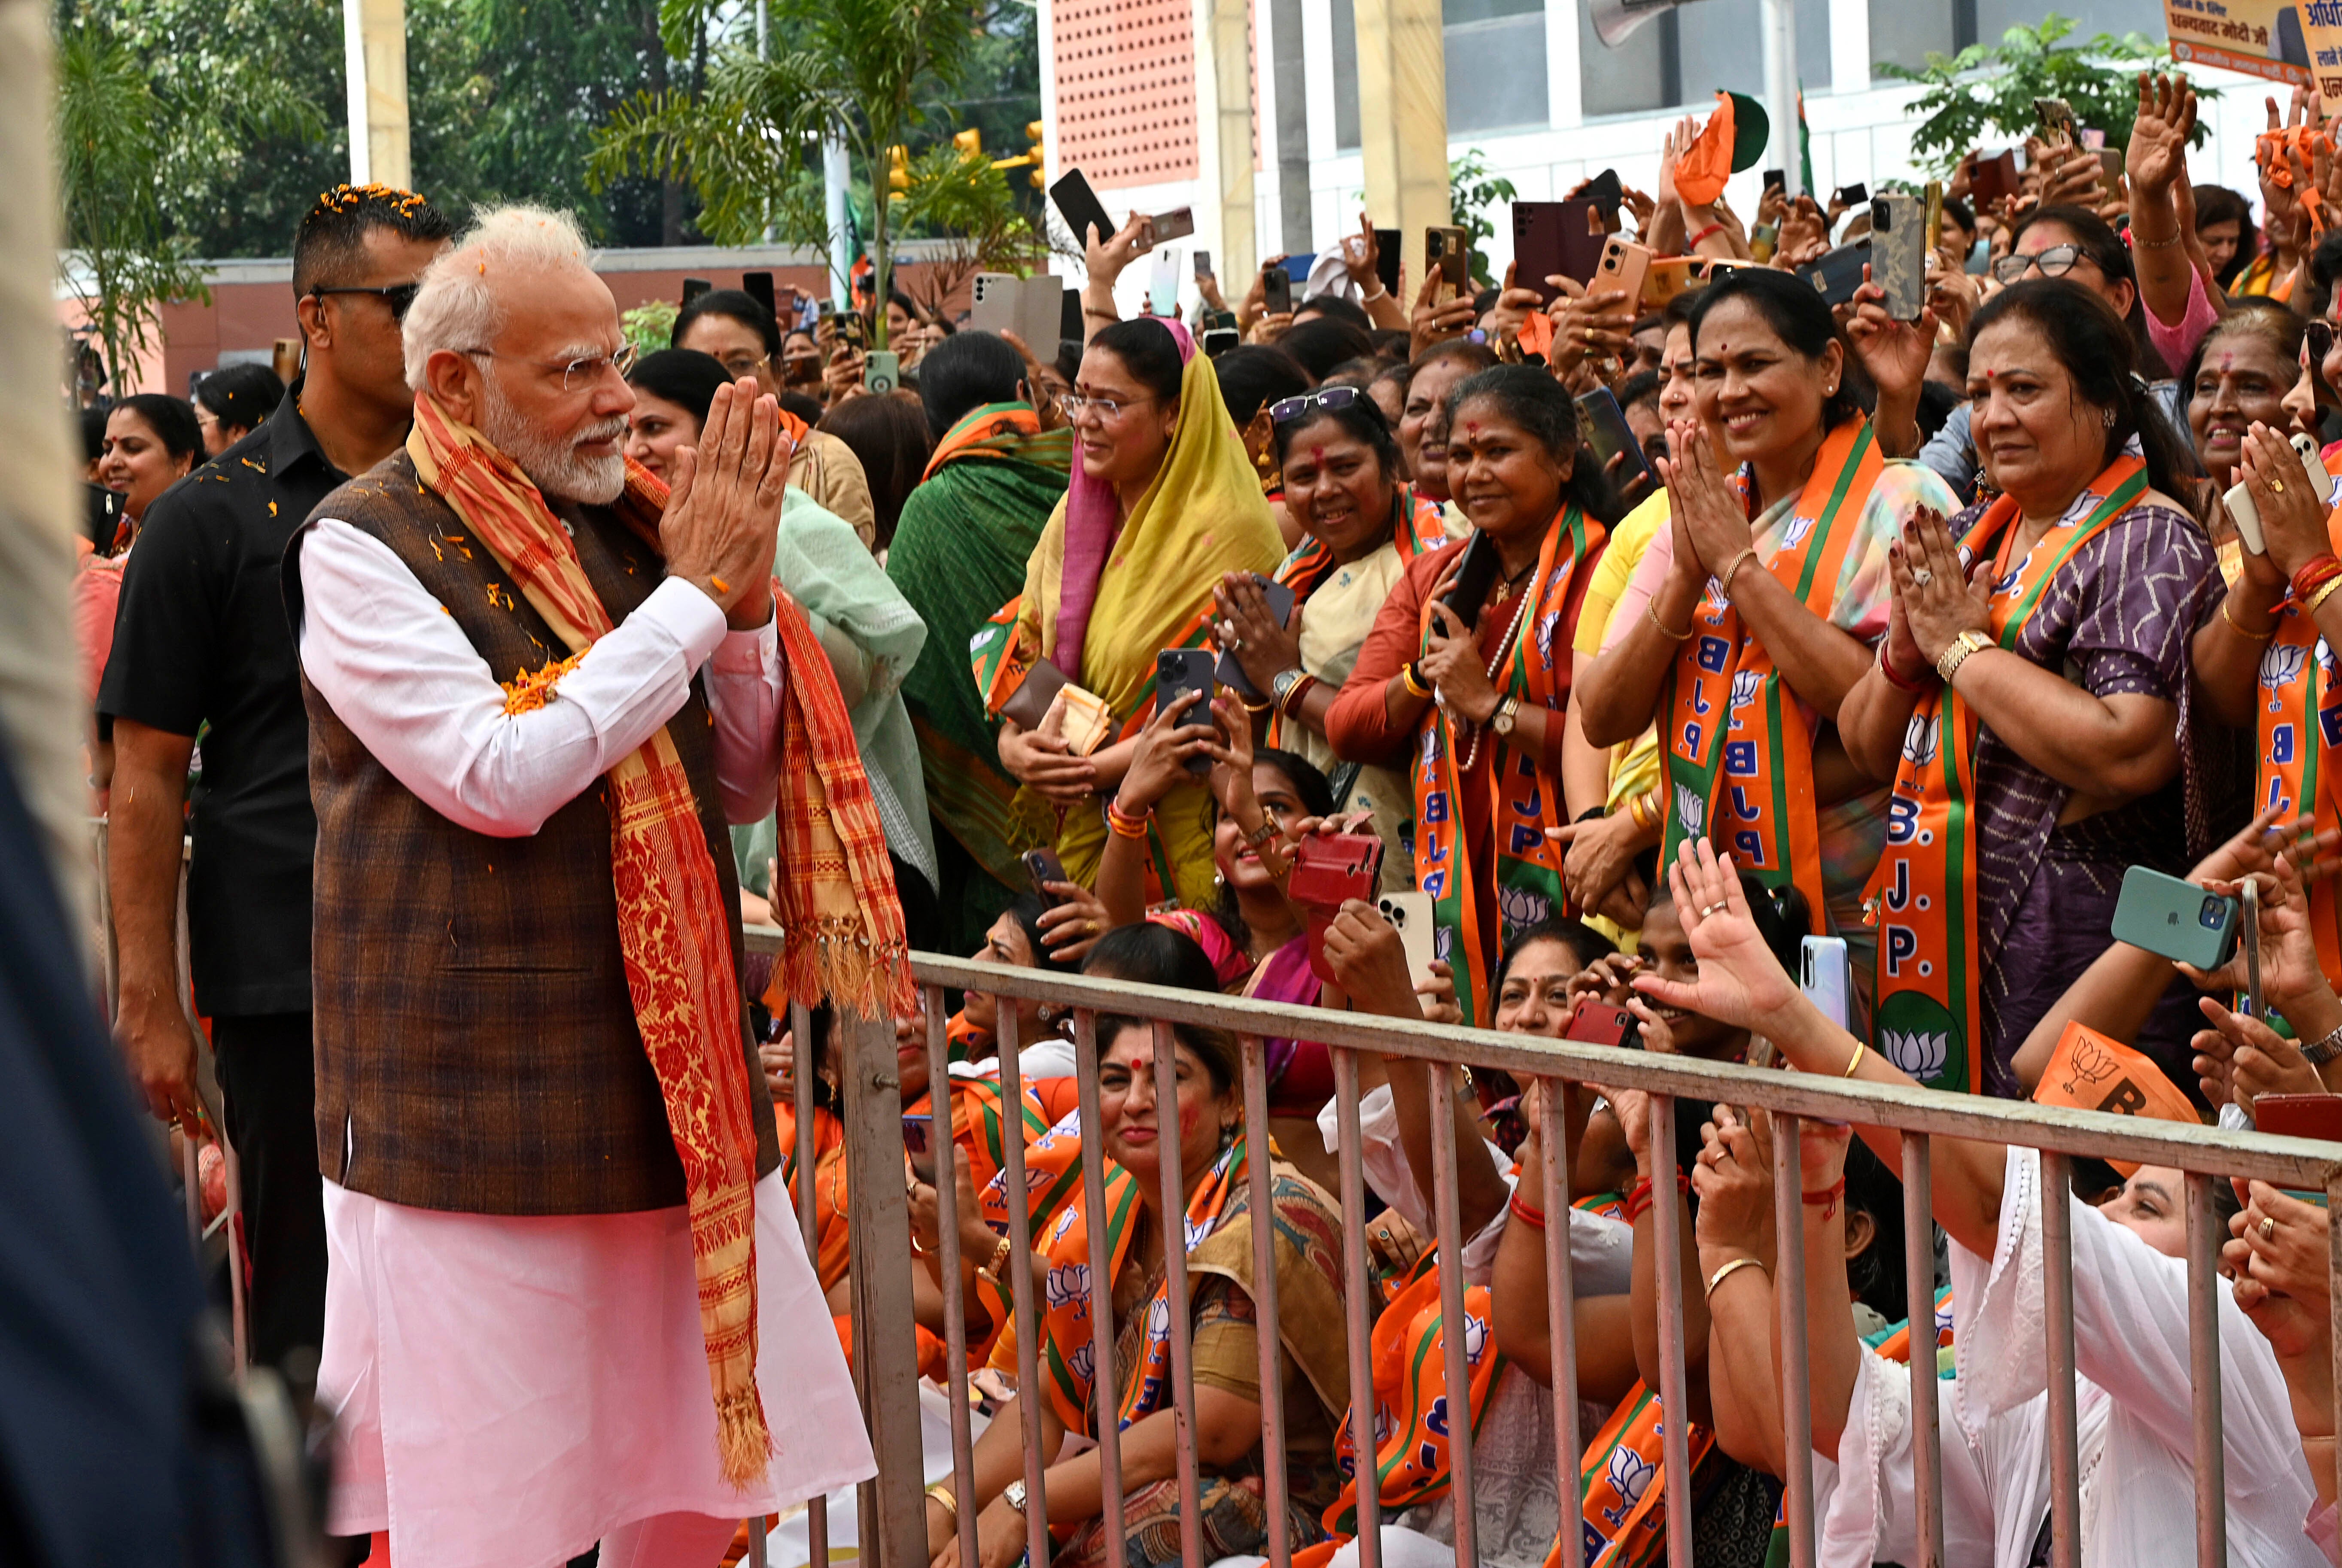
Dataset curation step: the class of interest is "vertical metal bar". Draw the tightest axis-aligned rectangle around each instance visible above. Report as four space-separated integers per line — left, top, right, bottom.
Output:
2185 1170 2228 1568
1647 1094 1693 1568
788 1001 829 1568
181 1127 201 1246
747 1519 768 1568
1771 1114 1814 1568
840 1009 925 1568
2327 1169 2342 1529
1541 1079 1586 1568
1241 1036 1292 1566
2039 1150 2081 1568
1900 1133 1944 1568
1075 1009 1129 1568
927 985 979 1568
1150 1019 1206 1568
1425 1061 1478 1568
1332 1048 1383 1568
994 1010 1055 1568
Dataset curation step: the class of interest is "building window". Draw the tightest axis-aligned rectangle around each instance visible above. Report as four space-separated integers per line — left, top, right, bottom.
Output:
1445 0 1548 134
1870 0 1955 72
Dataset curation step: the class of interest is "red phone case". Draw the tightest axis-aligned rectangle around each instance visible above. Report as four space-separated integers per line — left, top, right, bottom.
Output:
1291 834 1385 984
2254 1094 2342 1142
1564 1004 1631 1047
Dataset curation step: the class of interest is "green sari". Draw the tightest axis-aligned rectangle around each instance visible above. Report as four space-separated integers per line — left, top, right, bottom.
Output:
888 404 1071 951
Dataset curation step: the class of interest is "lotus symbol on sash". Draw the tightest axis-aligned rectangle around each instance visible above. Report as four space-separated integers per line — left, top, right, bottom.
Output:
1674 783 1705 839
1704 577 1729 612
1537 605 1561 666
1880 1029 1949 1080
1068 1340 1095 1389
1728 670 1763 712
2262 642 2307 711
1608 1446 1657 1506
1461 1310 1490 1364
1781 514 1814 550
1900 713 1938 767
1499 883 1551 930
1046 1261 1091 1313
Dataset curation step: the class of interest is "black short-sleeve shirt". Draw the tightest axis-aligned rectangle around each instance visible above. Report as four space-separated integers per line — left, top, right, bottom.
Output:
97 404 349 1017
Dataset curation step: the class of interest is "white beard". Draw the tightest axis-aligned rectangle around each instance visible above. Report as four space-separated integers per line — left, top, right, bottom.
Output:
477 377 628 504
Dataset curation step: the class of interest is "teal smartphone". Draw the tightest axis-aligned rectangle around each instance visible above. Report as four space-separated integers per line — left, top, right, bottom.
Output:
2110 866 2238 970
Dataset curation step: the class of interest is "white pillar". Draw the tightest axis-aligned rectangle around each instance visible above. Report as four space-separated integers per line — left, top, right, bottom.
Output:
341 0 411 188
1758 0 1800 195
1545 0 1582 130
1826 0 1868 97
824 137 852 309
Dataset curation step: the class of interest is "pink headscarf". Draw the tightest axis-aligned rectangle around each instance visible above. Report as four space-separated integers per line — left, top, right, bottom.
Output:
1145 907 1253 991
1052 316 1198 672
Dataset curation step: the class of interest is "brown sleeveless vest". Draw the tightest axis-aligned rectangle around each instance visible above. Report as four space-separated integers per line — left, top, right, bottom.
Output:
289 451 780 1216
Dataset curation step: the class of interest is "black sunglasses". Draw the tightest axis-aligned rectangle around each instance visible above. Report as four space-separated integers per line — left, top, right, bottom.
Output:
309 283 423 322
1268 385 1363 425
2307 319 2337 371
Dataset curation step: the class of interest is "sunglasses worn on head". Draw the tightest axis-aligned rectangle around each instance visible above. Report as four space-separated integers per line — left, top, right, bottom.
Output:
1268 385 1363 425
310 282 423 322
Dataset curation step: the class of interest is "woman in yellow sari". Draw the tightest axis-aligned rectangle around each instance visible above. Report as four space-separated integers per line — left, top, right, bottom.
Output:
982 316 1284 906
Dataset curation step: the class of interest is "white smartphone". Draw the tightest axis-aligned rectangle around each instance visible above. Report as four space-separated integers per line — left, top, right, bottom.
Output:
1800 935 1850 1030
970 272 1020 338
1376 891 1438 990
2226 432 2333 556
1149 247 1182 317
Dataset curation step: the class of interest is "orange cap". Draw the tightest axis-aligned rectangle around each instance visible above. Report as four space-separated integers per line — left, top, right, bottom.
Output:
1676 94 1737 209
2031 1020 2202 1177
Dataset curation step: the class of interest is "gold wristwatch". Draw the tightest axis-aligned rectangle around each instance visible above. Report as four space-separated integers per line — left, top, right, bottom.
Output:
1934 629 1992 686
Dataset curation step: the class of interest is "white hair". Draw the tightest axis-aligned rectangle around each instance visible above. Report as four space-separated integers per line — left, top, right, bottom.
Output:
401 204 598 392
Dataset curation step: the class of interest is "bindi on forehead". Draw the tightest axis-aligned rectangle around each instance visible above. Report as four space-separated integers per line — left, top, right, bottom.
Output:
1309 444 1326 464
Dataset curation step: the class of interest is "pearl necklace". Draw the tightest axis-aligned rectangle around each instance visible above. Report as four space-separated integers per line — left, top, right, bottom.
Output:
1445 577 1536 774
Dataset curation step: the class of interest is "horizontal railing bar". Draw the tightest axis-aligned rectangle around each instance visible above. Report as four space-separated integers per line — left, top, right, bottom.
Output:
815 943 2342 1185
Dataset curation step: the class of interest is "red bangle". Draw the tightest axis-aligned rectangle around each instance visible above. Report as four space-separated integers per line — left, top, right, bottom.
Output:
1688 222 1725 247
1621 1170 1691 1224
1508 1191 1547 1230
1802 1178 1846 1220
2293 555 2342 603
1877 642 1933 695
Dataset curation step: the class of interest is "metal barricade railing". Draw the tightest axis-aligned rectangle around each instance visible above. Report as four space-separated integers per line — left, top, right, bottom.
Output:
751 935 2342 1568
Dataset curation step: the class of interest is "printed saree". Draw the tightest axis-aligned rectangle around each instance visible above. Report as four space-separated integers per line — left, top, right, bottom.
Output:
977 323 1284 906
889 404 1071 948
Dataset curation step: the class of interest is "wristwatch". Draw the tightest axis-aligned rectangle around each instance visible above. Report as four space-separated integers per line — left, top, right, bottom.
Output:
1934 628 1993 686
1002 1479 1028 1516
1271 667 1309 710
1490 695 1521 736
2302 1022 2342 1065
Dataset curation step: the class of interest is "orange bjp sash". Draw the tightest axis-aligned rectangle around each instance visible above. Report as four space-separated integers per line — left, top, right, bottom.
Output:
409 393 911 1487
1658 419 1881 935
1412 507 1602 1027
2253 501 2342 978
1862 456 2148 1095
1268 487 1448 752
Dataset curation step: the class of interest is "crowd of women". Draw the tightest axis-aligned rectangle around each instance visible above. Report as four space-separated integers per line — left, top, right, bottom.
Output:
72 67 2342 1568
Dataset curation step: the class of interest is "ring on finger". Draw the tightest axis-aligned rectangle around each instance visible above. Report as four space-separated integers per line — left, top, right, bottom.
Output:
2260 1215 2278 1241
1911 568 1933 586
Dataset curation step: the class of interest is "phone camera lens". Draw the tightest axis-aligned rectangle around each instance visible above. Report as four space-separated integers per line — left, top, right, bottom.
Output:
2201 896 2227 930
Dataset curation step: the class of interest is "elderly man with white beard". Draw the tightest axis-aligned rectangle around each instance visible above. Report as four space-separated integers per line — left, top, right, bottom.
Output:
285 206 878 1568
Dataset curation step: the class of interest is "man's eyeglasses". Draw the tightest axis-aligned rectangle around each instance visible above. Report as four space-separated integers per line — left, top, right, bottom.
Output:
463 343 639 393
1989 245 2092 285
1057 390 1157 420
309 283 423 322
1268 386 1363 425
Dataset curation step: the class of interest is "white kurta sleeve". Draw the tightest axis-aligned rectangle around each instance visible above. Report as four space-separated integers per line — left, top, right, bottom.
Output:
298 518 767 837
1951 1147 2320 1548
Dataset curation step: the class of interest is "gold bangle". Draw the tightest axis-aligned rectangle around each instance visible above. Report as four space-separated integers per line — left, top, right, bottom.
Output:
1647 599 1695 641
2133 228 2186 249
925 1482 959 1524
1718 547 1761 598
2223 593 2279 641
1842 1041 1868 1077
2310 577 2342 617
1400 661 1433 698
1705 1256 1767 1298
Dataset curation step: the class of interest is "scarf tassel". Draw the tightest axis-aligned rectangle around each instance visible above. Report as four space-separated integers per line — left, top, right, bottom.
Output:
716 1385 777 1488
